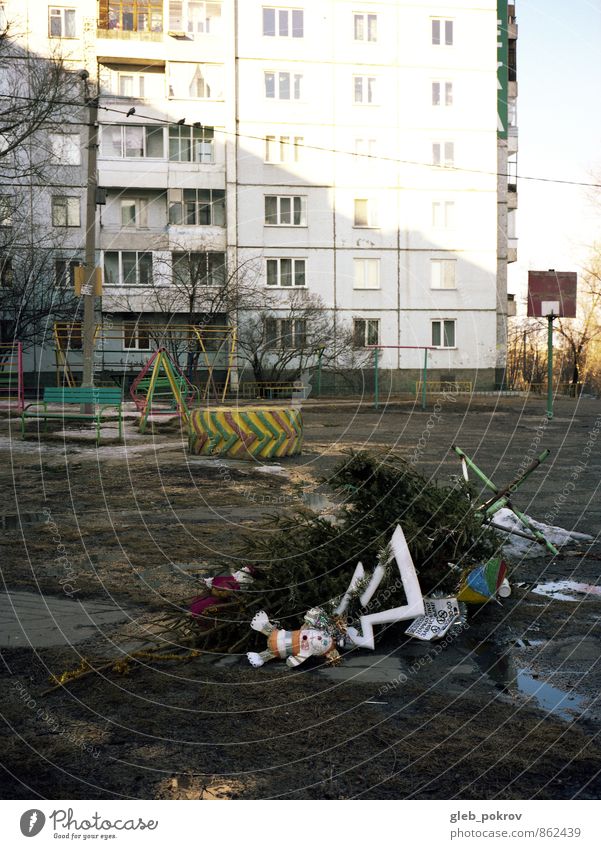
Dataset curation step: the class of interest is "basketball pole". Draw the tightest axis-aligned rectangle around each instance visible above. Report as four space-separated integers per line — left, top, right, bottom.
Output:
547 313 554 420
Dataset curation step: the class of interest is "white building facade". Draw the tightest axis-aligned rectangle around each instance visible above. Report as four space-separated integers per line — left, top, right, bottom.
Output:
0 0 517 390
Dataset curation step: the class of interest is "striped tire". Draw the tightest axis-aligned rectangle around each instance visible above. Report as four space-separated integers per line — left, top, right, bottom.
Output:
188 407 302 459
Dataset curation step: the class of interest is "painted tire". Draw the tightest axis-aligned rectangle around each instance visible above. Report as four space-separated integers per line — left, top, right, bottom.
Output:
188 407 302 459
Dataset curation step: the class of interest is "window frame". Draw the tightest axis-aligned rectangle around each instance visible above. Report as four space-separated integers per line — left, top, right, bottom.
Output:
432 141 455 167
264 195 307 227
432 200 455 229
265 316 307 349
54 258 80 289
103 251 153 287
430 259 457 290
262 7 304 38
265 257 306 288
353 74 377 105
353 12 377 42
0 195 12 227
49 132 81 165
353 318 380 348
48 6 77 38
168 188 226 226
264 70 303 101
100 125 165 159
172 251 226 287
101 1 163 34
168 124 214 163
432 80 453 107
353 197 378 228
122 320 152 352
353 258 380 290
51 196 81 227
169 1 223 37
432 18 453 46
431 319 456 349
120 197 148 229
265 133 304 163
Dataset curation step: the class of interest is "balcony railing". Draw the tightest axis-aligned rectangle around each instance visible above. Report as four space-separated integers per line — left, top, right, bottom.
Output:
97 28 163 41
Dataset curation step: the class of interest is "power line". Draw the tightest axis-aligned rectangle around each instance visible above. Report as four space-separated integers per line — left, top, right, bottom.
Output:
1 91 600 189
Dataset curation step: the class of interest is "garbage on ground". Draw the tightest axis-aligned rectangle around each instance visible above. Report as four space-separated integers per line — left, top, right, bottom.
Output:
247 608 346 668
339 524 425 650
457 557 508 604
405 595 463 642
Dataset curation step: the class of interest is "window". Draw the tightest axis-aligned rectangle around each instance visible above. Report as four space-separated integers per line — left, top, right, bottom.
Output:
266 258 305 287
354 198 378 227
0 256 13 288
263 7 304 37
172 252 226 287
353 258 380 290
168 188 225 226
169 62 224 99
99 1 163 33
353 75 377 104
353 318 379 347
430 259 456 289
120 198 148 228
265 196 306 226
265 134 303 163
119 73 146 98
354 138 377 159
54 259 80 288
264 72 303 100
104 252 153 286
49 133 81 165
169 1 223 36
432 319 456 348
432 18 453 46
432 81 453 107
123 320 151 351
432 201 455 228
169 124 214 162
432 141 454 167
100 125 164 158
49 7 76 38
52 196 80 227
265 317 307 349
354 12 377 41
0 195 12 227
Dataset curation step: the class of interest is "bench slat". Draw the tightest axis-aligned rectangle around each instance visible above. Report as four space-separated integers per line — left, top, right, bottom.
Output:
43 388 122 404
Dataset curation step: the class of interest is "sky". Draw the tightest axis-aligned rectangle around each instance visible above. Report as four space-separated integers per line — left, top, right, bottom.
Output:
508 0 601 303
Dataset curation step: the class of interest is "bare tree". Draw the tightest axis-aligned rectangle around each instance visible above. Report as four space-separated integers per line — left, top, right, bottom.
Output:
0 20 82 182
235 289 371 386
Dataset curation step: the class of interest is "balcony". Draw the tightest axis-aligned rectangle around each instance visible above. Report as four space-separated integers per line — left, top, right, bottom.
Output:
508 238 518 263
96 28 162 41
508 185 518 210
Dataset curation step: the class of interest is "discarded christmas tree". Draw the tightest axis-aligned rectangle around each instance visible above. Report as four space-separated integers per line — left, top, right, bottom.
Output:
170 449 499 653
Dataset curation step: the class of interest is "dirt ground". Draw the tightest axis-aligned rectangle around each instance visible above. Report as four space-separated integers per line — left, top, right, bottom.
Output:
0 393 600 800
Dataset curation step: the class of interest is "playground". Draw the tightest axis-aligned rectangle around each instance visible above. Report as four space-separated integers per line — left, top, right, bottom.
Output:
0 390 600 800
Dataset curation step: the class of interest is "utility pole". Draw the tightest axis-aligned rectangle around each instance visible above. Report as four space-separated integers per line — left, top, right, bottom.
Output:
81 71 98 403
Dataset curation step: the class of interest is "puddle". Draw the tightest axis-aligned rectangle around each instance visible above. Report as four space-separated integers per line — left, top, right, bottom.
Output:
0 512 48 530
468 638 585 721
516 671 584 721
532 581 601 602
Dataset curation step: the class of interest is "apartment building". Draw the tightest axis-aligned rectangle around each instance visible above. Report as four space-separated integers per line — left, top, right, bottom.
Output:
0 1 518 389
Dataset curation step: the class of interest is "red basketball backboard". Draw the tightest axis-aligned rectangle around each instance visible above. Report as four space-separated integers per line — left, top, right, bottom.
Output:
527 270 577 318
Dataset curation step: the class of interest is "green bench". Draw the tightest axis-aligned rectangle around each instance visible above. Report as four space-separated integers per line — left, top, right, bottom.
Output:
21 387 124 444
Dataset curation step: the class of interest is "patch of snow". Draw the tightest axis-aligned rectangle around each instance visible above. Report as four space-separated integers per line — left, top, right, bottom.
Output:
491 507 593 559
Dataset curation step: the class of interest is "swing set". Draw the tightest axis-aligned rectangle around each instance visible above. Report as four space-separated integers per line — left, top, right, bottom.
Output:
53 321 236 398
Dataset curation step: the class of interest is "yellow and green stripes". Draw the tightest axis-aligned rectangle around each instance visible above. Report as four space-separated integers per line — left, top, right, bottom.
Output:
189 407 302 459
